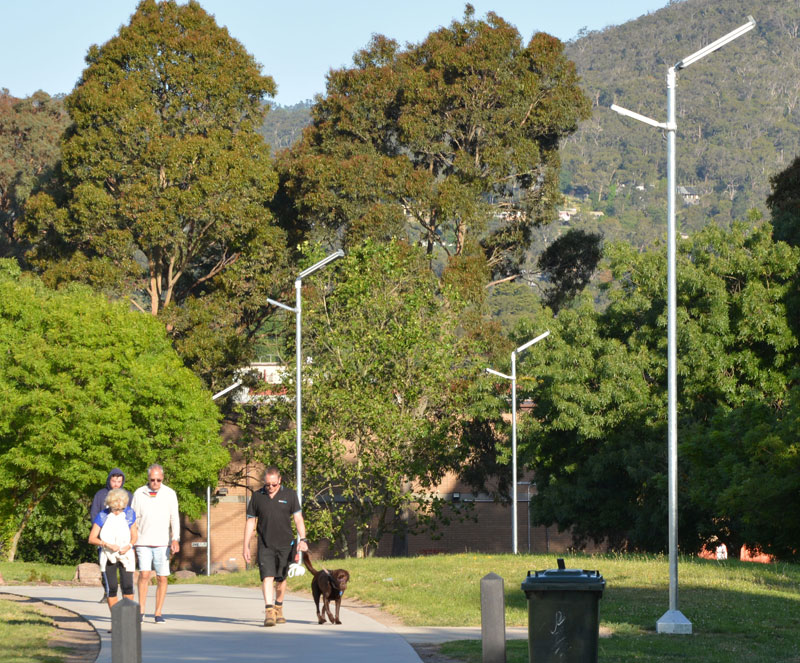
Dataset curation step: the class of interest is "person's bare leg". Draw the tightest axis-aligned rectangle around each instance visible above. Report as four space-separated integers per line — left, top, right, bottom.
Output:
106 594 119 632
262 576 275 604
154 576 168 616
137 571 152 615
261 576 278 626
275 579 286 604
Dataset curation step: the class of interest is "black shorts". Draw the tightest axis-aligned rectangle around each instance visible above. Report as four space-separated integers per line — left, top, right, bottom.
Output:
102 561 134 596
257 544 292 582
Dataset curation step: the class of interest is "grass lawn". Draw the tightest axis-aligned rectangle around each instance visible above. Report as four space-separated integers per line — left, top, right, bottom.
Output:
0 561 74 584
0 597 64 663
178 551 800 661
3 553 800 661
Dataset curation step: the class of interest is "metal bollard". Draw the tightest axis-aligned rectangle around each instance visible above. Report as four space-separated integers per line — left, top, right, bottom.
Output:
481 572 506 663
111 598 142 663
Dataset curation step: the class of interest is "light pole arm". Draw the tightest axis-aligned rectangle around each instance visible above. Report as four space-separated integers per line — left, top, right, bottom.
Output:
297 249 345 279
486 368 512 381
267 298 297 313
212 380 243 401
516 330 550 354
675 16 756 70
610 104 673 131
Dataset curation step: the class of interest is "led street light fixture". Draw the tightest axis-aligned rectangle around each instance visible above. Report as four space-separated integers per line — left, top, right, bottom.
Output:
675 16 756 70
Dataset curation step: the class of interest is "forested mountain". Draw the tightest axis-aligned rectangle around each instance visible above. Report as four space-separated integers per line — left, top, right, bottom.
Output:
259 100 312 153
560 0 800 246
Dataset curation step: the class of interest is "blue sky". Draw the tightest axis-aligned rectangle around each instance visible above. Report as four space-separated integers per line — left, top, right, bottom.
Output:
1 0 670 106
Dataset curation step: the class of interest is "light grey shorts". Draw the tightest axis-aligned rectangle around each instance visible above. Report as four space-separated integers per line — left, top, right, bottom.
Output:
135 546 170 576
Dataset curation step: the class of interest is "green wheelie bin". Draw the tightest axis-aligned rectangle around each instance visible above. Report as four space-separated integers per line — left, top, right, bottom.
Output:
521 559 605 663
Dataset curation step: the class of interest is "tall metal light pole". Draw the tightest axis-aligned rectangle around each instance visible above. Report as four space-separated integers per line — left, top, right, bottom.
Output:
610 15 756 635
268 249 344 507
486 330 550 554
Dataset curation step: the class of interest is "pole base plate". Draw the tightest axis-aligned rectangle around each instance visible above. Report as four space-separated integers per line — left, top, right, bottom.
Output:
656 609 692 634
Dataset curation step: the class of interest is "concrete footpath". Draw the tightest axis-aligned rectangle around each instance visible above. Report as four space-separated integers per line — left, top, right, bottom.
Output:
1 584 527 663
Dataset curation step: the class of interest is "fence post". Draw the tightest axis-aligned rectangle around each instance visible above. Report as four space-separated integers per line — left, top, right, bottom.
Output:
111 597 141 663
481 572 506 663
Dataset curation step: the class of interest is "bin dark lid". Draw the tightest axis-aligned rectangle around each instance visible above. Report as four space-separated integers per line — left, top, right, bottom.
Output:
521 563 605 593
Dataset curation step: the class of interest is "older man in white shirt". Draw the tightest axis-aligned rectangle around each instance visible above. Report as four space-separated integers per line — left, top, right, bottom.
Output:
131 463 180 623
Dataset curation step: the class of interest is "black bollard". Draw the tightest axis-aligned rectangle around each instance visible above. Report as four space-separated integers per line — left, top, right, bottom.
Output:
111 598 142 663
481 572 506 663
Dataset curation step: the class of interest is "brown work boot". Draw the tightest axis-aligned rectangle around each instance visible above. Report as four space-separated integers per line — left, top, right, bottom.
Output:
275 604 286 624
264 607 277 627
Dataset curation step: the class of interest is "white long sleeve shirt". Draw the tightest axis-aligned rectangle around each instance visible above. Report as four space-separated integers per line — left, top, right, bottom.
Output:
131 483 180 546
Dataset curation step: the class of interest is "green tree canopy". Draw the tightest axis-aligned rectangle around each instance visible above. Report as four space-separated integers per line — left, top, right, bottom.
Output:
519 222 800 554
682 381 800 561
0 90 69 261
536 228 603 313
768 153 800 248
253 240 494 555
0 260 227 561
21 0 289 386
276 6 590 275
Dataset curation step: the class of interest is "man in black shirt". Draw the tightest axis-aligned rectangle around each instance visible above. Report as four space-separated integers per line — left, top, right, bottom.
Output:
243 466 308 627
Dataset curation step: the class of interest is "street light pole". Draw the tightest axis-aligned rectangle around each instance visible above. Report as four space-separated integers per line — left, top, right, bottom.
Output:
610 15 755 635
268 249 344 507
486 330 550 554
295 277 303 503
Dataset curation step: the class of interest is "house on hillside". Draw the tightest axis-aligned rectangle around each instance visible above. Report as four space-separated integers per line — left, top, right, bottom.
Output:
557 207 578 221
677 185 701 205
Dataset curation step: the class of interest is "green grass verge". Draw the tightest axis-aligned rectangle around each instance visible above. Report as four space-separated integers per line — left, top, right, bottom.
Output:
178 552 800 661
0 561 75 584
0 598 64 663
4 552 800 661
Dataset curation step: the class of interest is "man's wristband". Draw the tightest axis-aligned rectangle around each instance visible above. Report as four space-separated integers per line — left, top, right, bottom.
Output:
299 537 308 542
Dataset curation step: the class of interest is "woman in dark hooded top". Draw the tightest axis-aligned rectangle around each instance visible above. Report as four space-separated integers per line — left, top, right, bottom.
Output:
90 468 133 601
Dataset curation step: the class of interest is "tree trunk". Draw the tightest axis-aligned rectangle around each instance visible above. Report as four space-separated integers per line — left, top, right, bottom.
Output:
338 532 350 558
7 527 23 562
149 268 160 315
391 508 410 557
455 223 467 256
6 494 45 562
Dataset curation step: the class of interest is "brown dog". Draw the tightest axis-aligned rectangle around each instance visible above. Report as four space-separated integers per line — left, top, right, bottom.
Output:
302 552 350 624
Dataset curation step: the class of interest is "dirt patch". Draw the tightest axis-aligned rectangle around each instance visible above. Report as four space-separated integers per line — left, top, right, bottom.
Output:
1 593 100 663
340 595 406 628
410 643 467 663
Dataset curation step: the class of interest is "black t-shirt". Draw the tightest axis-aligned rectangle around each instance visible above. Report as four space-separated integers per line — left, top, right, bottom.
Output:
246 486 301 548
